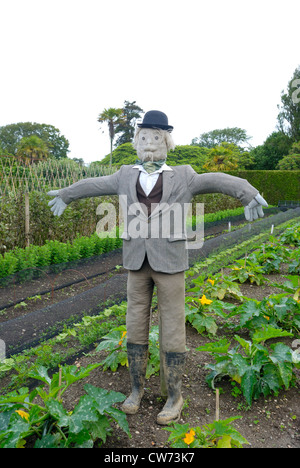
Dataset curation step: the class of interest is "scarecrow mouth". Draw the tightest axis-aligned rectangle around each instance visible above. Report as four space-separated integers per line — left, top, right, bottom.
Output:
144 146 155 152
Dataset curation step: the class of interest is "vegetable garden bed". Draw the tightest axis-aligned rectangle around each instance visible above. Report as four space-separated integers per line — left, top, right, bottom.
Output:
0 214 299 448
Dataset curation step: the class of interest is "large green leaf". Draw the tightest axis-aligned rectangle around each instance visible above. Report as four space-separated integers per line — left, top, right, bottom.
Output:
82 416 111 444
234 335 253 355
197 338 231 354
34 433 62 448
277 362 294 389
27 365 51 385
258 363 281 396
252 326 292 344
0 388 30 408
60 363 102 386
45 399 69 427
96 326 127 352
236 300 261 327
269 343 293 364
241 368 257 405
83 385 130 436
68 394 99 434
191 314 217 335
83 384 126 413
0 414 30 448
231 354 249 377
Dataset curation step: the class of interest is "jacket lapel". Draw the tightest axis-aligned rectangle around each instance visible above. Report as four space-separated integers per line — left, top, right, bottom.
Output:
160 171 174 204
150 171 174 218
127 168 148 219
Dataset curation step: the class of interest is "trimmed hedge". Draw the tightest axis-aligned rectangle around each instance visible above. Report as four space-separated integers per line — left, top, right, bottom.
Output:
223 170 300 206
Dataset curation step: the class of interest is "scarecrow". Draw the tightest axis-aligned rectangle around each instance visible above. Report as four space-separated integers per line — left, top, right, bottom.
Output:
48 111 267 425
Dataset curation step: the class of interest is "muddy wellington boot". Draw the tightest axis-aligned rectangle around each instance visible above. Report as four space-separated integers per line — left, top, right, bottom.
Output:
121 343 148 414
156 351 186 425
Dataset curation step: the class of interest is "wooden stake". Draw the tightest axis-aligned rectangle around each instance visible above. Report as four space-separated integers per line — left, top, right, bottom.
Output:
25 192 30 248
58 367 62 401
215 388 220 421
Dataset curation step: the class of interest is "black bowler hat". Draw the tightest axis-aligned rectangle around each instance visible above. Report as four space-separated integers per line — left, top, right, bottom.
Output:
137 110 173 132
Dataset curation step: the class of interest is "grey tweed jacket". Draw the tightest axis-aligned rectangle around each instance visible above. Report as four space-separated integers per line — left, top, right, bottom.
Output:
58 165 258 273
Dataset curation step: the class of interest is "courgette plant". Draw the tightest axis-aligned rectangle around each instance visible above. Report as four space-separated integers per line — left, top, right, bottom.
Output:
197 326 299 406
0 364 130 448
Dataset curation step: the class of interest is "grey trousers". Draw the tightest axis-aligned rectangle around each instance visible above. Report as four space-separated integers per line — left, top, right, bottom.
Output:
126 256 186 353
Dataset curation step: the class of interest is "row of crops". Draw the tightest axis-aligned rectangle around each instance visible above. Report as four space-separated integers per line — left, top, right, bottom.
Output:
0 216 299 447
0 205 277 282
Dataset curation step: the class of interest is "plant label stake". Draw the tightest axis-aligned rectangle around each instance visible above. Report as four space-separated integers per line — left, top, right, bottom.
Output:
25 192 30 248
215 388 220 421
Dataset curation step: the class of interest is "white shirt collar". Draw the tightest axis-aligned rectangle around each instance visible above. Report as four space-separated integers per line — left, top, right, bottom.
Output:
132 163 173 174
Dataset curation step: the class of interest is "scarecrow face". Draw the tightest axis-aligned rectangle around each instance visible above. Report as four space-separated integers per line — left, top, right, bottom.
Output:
136 128 168 162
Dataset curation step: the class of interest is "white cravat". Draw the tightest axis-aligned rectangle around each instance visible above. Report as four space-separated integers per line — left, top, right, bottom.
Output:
132 163 173 196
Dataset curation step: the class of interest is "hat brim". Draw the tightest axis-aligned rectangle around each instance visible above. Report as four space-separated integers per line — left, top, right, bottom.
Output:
137 123 173 132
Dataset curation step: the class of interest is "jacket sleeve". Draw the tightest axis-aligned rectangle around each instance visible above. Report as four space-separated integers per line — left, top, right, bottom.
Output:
186 166 258 206
57 167 122 205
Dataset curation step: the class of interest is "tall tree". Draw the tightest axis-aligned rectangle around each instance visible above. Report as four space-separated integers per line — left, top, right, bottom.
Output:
98 107 125 167
250 131 292 170
16 135 50 165
0 122 69 159
277 141 300 169
277 65 300 141
191 127 252 149
114 100 144 146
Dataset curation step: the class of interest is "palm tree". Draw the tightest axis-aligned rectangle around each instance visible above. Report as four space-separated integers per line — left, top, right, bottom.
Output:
203 143 239 171
98 107 125 167
16 135 50 165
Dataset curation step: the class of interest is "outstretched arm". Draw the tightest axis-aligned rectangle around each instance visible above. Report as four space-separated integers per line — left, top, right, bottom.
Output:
187 168 268 221
47 169 121 216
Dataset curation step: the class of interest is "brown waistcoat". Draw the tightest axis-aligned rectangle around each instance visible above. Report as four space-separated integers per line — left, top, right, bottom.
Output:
136 173 163 216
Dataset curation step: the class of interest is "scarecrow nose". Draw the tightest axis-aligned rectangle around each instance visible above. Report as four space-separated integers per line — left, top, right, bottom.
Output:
146 136 154 145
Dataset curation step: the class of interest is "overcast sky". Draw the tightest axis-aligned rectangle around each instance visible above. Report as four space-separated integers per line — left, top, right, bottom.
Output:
1 0 299 163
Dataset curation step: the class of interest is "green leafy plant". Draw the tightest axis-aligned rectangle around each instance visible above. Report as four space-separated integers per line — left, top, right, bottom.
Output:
185 293 235 336
229 294 300 334
228 259 266 286
96 325 161 377
248 250 282 274
0 231 122 280
146 326 160 378
271 275 300 303
197 327 298 406
278 225 300 246
0 364 130 448
188 274 243 302
96 325 128 372
164 417 249 448
287 249 300 275
246 239 292 275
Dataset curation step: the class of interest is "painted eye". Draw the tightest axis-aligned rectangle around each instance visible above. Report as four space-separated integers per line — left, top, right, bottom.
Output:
142 137 145 140
155 136 159 140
